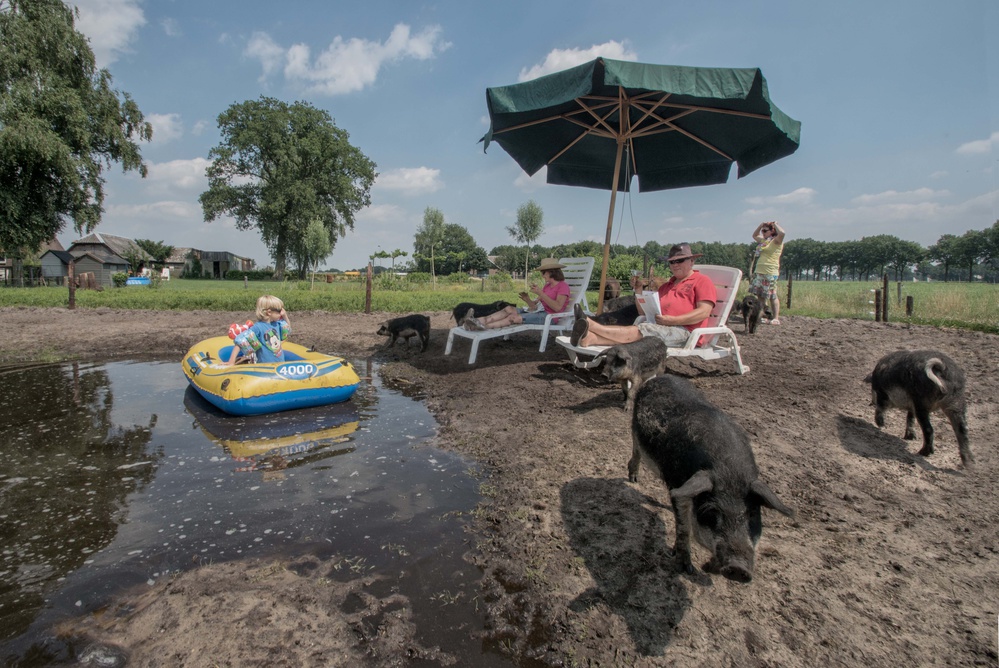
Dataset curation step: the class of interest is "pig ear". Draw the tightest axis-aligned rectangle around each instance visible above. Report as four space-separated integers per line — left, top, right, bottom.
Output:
750 480 795 518
671 470 713 500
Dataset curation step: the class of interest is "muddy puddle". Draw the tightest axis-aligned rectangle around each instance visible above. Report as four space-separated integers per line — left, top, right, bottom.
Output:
0 359 509 665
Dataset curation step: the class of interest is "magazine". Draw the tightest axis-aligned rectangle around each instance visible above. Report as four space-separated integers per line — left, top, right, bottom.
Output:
635 290 661 321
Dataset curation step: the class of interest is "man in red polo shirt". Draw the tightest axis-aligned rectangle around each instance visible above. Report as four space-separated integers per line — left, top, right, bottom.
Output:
571 243 716 347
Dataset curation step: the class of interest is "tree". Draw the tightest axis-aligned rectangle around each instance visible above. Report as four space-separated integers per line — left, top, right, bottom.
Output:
200 96 376 280
507 200 544 285
0 0 151 261
302 219 332 289
414 207 446 285
389 249 408 269
928 234 959 281
135 240 175 268
953 230 987 282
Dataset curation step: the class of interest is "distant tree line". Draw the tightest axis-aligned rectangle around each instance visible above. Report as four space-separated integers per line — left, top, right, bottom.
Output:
390 219 999 285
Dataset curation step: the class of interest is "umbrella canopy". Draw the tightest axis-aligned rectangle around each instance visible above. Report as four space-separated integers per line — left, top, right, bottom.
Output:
482 57 801 309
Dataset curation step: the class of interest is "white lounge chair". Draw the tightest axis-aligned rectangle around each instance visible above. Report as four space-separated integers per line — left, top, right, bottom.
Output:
444 256 595 364
555 264 749 375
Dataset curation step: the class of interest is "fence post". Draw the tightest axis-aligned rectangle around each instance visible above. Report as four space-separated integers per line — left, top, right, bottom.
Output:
897 281 902 306
882 274 889 322
365 263 372 314
906 295 913 317
786 273 793 310
874 289 882 322
68 260 76 310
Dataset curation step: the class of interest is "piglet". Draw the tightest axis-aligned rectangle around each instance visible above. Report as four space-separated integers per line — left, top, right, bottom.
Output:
867 349 973 467
377 314 430 352
630 376 794 582
596 337 668 412
740 294 763 334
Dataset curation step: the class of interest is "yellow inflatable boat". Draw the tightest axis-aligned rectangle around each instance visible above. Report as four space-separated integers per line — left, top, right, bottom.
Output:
182 336 360 416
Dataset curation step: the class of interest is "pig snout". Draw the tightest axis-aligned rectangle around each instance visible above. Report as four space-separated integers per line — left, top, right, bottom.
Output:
376 325 389 336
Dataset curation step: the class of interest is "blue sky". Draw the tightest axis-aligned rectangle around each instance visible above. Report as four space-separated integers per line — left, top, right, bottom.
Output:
63 0 997 270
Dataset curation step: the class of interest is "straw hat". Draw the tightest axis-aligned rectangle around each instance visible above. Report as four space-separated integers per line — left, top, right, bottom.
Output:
536 258 566 272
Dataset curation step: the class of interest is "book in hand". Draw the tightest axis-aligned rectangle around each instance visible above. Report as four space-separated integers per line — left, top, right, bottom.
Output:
635 291 661 321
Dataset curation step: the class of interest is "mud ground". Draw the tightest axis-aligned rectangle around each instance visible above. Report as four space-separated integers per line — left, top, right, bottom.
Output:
2 305 997 667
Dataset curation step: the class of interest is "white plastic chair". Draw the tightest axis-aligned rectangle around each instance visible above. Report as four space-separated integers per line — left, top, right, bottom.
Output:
445 257 595 364
555 265 749 375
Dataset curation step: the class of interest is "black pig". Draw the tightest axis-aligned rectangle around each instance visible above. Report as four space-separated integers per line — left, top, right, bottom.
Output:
377 314 430 352
450 301 513 326
740 294 763 334
596 337 668 412
867 350 973 467
630 376 794 582
593 301 640 326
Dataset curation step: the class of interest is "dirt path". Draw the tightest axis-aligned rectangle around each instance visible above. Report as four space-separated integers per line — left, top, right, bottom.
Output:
2 306 997 666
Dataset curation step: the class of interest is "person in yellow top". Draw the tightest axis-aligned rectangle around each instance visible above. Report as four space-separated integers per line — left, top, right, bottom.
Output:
750 221 786 324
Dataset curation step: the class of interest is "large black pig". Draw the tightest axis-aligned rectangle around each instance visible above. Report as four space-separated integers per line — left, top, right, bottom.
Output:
450 300 513 326
867 349 973 467
629 376 793 582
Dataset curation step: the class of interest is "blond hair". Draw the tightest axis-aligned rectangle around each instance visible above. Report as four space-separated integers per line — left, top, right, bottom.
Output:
255 295 285 321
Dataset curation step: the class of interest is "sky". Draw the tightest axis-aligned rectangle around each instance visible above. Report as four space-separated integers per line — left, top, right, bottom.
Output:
60 0 998 270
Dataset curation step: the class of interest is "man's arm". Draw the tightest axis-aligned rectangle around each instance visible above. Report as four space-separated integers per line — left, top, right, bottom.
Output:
655 300 713 327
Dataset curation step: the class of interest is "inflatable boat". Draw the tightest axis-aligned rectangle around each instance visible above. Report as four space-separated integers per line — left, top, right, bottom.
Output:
182 336 360 416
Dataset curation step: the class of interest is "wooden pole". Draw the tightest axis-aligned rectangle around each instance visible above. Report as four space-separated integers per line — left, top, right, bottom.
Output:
874 289 882 322
67 260 76 310
882 274 889 322
786 273 793 310
906 295 914 317
597 138 625 315
896 281 902 306
364 262 373 314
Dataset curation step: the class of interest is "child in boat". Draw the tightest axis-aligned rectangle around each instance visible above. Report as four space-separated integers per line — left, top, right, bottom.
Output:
224 295 291 365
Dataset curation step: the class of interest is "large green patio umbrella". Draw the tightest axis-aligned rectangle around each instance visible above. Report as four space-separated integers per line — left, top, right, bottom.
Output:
481 57 801 311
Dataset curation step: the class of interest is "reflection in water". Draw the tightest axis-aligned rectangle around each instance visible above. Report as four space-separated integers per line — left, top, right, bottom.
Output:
0 359 488 666
0 362 159 643
183 387 360 466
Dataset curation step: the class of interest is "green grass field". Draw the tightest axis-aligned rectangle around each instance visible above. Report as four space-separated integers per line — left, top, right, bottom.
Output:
2 277 997 334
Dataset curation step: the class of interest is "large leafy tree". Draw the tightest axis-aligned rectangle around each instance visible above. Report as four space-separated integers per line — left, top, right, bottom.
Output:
413 223 487 275
200 97 376 280
135 239 174 267
0 0 151 261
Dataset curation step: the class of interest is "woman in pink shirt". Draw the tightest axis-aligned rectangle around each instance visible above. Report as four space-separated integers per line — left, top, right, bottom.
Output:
464 258 571 330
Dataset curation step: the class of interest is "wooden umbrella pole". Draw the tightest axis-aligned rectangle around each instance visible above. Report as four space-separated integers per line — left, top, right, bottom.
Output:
597 137 625 314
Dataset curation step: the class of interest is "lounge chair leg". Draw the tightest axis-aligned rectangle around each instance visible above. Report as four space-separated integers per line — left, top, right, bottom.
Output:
445 329 455 356
468 338 480 364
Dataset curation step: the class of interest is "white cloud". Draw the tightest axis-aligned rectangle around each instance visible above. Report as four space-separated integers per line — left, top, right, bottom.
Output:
744 187 816 207
107 200 201 219
929 170 948 180
145 158 210 191
518 41 638 82
955 131 998 155
147 113 184 144
376 167 443 195
850 188 949 205
356 203 409 224
246 24 450 95
70 0 146 68
191 120 209 136
161 18 181 38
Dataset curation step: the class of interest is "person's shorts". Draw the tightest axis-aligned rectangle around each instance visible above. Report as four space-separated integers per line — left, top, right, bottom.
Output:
751 274 780 300
637 322 690 346
520 309 550 325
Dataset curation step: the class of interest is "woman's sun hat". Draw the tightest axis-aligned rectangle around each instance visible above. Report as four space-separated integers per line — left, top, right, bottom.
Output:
537 258 566 272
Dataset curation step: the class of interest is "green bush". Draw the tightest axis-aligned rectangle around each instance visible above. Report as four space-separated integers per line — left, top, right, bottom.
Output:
112 272 128 288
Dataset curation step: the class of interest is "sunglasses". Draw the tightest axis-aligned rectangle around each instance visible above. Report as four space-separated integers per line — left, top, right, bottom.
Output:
668 258 689 266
